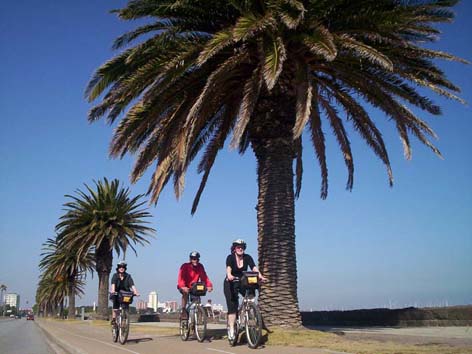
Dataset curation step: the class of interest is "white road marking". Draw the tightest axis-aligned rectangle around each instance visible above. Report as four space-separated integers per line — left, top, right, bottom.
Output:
206 348 236 354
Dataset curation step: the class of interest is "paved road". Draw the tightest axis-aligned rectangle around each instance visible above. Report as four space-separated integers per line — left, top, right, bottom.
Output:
0 318 61 354
37 319 348 354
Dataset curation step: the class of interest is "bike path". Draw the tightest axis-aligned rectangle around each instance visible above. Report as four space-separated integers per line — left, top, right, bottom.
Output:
37 319 350 354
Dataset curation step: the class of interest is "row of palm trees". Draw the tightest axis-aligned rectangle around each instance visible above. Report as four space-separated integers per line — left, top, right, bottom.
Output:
36 178 155 319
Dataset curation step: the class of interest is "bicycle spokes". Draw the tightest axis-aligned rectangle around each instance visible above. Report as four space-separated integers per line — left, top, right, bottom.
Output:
111 322 119 342
245 302 262 349
180 318 190 341
118 310 130 344
194 305 207 342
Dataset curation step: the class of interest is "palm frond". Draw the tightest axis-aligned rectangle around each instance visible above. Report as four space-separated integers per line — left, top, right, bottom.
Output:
293 61 312 138
263 36 287 90
230 66 262 149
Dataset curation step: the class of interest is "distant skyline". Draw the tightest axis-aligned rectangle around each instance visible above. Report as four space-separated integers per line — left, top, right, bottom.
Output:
1 1 471 311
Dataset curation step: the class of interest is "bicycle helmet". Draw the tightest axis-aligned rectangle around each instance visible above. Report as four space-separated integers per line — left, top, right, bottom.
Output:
189 251 200 259
232 238 247 251
116 261 127 271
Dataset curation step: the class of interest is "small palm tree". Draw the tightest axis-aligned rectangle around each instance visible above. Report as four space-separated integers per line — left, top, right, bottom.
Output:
0 284 6 315
86 1 466 326
56 178 155 319
39 237 94 319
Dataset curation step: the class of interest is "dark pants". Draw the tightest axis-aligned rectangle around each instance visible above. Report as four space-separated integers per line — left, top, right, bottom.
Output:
224 279 247 314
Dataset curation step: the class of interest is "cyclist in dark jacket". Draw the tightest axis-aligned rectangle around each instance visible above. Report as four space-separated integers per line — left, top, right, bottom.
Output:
110 261 139 324
224 239 266 340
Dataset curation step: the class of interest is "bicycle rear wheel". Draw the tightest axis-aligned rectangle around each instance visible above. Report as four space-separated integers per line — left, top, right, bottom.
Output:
194 305 207 342
245 302 262 349
119 309 130 344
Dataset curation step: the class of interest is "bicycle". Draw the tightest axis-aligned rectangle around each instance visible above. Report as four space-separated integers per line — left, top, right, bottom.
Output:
179 282 208 342
110 291 135 344
227 271 263 349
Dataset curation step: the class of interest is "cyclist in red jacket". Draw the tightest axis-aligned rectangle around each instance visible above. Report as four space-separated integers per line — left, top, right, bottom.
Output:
177 251 213 319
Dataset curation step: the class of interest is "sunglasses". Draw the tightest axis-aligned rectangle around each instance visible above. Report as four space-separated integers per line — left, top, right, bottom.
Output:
190 257 200 261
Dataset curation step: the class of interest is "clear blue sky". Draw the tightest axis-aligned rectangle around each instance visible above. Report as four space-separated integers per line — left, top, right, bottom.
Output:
1 1 471 311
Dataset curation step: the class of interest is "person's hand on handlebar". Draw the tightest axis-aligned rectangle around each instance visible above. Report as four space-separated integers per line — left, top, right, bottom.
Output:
227 274 235 282
208 287 213 292
181 286 190 293
259 274 268 283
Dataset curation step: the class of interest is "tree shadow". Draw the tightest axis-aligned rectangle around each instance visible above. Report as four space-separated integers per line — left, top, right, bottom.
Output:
125 337 153 344
206 328 227 340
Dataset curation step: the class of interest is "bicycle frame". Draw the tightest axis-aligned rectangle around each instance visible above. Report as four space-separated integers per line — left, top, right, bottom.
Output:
179 292 208 342
227 272 263 349
111 292 134 345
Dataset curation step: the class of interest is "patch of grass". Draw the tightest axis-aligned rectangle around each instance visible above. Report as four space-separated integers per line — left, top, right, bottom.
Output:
265 327 471 354
129 325 178 336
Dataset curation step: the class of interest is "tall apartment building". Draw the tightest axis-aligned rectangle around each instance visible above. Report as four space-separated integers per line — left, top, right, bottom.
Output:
148 291 158 312
4 293 20 309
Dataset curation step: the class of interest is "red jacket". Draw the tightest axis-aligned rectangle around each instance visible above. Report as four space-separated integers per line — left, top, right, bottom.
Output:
177 262 213 289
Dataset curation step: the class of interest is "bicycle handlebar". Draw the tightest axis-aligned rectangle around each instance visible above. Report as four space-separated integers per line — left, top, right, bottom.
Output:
110 292 139 296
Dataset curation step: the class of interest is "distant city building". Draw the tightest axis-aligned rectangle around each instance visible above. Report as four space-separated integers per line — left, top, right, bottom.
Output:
137 300 147 311
203 299 224 313
4 293 20 309
212 303 224 312
166 300 178 312
148 291 158 312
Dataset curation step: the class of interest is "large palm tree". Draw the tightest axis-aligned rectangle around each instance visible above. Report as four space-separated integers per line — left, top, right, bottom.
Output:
86 1 466 326
56 178 155 319
39 237 94 319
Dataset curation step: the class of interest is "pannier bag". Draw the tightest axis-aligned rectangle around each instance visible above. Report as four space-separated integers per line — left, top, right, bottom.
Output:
119 290 134 304
191 282 207 296
241 271 259 290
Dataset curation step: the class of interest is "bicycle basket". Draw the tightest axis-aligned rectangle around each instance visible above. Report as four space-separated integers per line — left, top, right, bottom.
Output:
190 282 207 296
118 290 134 304
241 272 259 290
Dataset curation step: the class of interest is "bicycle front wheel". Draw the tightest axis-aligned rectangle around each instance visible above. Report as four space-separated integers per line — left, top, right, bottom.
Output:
179 318 190 341
119 309 130 344
194 305 207 342
111 321 119 342
245 302 262 349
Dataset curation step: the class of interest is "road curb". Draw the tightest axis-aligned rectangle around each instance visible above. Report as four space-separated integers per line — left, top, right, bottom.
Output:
35 320 80 354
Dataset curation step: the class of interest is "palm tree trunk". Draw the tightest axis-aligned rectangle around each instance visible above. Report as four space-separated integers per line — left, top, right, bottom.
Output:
251 92 302 327
253 137 302 327
68 278 75 320
95 243 113 320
